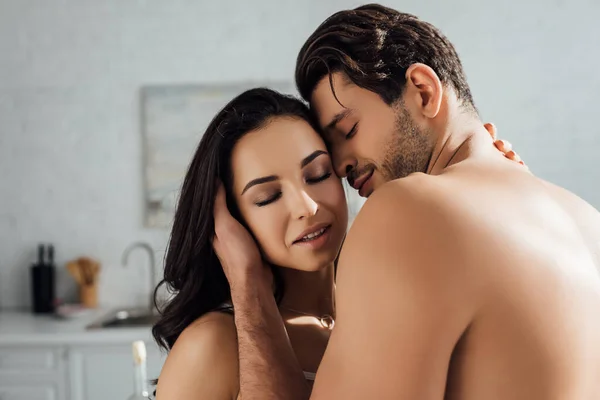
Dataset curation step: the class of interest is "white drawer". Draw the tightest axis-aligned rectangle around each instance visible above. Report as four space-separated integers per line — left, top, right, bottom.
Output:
0 348 58 373
0 383 57 400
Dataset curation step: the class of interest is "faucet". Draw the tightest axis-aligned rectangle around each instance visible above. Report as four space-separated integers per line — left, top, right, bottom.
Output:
122 242 156 313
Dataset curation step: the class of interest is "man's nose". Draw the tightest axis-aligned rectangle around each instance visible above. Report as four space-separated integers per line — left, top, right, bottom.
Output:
332 150 356 179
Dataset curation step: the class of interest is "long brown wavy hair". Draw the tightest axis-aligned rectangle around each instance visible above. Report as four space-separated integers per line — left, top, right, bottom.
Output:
152 88 320 352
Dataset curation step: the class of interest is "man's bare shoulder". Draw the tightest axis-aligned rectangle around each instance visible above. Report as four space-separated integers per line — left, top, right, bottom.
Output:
333 169 600 399
339 173 481 303
322 176 478 399
348 172 463 239
156 312 239 399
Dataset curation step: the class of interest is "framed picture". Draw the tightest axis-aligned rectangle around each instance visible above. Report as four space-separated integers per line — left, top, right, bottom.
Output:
140 82 364 229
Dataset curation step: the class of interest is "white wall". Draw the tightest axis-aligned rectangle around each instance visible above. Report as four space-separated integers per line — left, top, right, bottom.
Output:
1 0 599 309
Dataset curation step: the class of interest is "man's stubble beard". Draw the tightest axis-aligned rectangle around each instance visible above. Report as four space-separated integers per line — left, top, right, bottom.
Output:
380 103 433 181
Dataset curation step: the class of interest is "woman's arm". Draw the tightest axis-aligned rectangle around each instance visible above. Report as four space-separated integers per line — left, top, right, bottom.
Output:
156 312 240 400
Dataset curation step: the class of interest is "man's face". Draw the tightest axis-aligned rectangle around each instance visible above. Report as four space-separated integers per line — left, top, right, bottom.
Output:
311 72 433 198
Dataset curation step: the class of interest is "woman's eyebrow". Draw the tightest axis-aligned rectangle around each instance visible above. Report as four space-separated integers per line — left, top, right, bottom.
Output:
241 175 278 195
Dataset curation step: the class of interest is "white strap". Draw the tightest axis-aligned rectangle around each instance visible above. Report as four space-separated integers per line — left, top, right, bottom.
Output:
303 371 316 381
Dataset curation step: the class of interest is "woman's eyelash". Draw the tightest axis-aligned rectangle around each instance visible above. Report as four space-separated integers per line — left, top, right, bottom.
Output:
346 123 358 139
255 192 281 207
254 172 331 206
306 172 332 184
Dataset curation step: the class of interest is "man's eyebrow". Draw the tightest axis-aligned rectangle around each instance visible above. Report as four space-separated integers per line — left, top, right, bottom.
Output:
241 175 277 195
324 109 351 131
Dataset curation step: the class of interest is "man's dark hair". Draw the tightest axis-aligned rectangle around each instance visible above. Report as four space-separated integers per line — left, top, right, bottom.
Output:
295 4 476 113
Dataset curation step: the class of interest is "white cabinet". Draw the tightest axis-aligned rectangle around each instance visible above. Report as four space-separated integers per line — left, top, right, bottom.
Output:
0 346 68 400
0 383 59 400
0 342 165 400
68 343 165 400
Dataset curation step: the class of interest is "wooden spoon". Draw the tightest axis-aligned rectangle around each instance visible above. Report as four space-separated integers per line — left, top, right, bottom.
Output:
66 261 84 286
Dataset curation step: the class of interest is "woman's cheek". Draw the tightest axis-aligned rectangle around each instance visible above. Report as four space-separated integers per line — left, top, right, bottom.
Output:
323 179 347 208
245 207 288 265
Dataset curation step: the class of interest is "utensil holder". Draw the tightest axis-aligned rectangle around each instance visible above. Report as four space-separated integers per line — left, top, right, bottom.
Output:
80 284 98 308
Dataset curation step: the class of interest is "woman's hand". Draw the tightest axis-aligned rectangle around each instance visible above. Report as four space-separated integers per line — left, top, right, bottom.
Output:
212 183 272 290
485 122 527 168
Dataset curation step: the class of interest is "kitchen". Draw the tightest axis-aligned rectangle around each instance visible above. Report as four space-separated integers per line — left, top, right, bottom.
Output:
0 241 163 399
1 1 599 399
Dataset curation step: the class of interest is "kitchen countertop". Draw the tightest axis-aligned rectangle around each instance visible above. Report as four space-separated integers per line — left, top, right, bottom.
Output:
0 309 155 346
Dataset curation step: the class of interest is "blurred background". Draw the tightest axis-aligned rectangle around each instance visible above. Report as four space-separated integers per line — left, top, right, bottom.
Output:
0 0 598 399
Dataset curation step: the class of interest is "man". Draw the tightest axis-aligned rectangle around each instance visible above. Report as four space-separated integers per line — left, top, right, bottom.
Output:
213 4 600 399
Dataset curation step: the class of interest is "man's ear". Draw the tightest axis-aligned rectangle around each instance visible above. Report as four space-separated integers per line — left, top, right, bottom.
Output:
404 63 443 119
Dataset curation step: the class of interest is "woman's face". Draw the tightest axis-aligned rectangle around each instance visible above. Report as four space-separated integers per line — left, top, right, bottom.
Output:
231 116 348 271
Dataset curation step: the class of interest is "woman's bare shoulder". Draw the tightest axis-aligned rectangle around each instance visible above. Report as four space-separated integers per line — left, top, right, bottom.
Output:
156 312 239 400
186 311 237 336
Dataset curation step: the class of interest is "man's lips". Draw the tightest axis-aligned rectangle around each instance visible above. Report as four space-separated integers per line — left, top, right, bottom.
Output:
350 169 374 193
358 173 374 197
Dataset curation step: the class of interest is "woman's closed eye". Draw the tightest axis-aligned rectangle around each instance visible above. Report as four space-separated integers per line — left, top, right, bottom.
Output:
253 171 331 207
255 192 282 207
306 172 332 184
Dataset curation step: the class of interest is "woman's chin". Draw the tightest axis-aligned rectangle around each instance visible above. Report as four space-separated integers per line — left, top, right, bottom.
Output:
286 257 336 273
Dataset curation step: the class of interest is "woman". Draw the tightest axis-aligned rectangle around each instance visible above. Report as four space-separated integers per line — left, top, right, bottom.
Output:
153 87 522 399
154 88 347 399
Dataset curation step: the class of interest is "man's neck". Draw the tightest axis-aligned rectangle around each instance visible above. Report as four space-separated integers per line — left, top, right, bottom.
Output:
279 264 335 317
426 111 492 175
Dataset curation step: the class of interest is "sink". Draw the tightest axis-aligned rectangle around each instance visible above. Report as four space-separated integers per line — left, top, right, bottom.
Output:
86 308 160 330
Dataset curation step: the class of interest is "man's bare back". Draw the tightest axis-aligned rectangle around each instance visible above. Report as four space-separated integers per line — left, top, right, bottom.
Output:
297 139 600 399
415 148 600 399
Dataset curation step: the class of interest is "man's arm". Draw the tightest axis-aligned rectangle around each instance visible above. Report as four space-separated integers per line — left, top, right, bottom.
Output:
230 276 309 399
311 180 479 399
212 183 309 399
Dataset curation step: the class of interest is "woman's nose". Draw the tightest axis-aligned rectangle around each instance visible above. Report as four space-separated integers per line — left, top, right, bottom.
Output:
289 189 319 220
